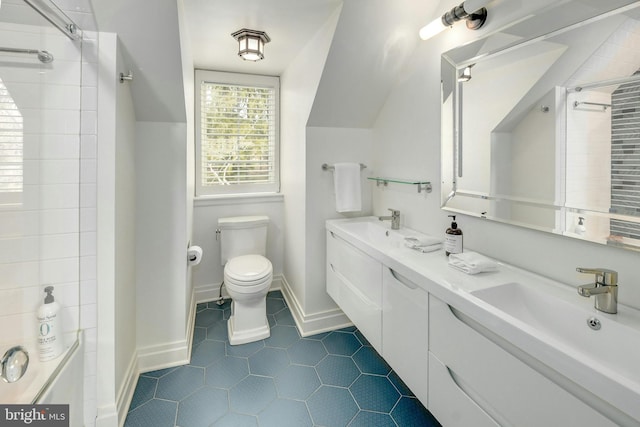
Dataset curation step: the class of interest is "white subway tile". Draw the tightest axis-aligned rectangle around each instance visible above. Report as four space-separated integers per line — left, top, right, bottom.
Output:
80 280 96 305
80 207 96 232
23 159 80 185
81 86 97 111
80 184 96 208
80 303 96 329
0 261 38 290
80 159 96 183
80 231 96 256
80 255 96 281
41 233 80 260
81 110 97 135
80 134 97 159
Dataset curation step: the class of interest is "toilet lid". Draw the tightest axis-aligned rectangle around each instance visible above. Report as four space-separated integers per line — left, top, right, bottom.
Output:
225 255 272 284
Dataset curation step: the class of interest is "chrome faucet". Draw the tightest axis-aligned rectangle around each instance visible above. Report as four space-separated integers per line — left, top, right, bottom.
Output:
379 208 400 230
576 267 618 314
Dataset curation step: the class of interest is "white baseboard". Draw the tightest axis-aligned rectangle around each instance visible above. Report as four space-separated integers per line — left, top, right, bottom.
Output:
280 275 352 337
116 350 139 427
135 289 198 374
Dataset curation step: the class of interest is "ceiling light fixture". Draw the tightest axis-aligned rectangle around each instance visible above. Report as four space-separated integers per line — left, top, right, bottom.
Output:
419 0 489 41
231 28 270 62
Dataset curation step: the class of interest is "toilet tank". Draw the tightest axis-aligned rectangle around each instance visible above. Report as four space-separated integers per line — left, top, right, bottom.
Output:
218 216 269 265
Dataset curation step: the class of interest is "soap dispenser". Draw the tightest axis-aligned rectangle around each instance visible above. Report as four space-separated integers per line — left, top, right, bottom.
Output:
575 216 586 236
445 215 463 256
37 286 63 362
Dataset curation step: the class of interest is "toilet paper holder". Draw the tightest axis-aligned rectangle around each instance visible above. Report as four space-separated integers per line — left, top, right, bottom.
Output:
187 245 203 266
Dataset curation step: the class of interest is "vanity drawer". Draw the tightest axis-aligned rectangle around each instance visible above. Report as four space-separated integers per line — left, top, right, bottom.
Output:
429 295 618 427
326 230 382 351
428 352 500 427
382 267 428 404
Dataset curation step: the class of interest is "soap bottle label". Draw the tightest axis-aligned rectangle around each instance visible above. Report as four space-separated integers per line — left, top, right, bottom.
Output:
444 234 462 255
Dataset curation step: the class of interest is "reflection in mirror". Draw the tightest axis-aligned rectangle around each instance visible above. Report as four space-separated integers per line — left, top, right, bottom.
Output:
441 1 640 250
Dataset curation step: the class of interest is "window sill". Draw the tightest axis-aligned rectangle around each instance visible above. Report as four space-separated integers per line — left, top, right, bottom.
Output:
194 192 284 207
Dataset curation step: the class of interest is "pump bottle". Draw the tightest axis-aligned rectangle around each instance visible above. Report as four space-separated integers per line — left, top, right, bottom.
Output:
445 215 463 256
38 286 63 361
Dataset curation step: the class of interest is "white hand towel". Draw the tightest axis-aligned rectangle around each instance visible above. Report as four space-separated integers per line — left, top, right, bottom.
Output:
334 163 362 213
448 251 498 275
404 236 443 248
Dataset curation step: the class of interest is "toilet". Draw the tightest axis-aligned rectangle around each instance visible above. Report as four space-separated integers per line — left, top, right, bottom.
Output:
218 216 273 345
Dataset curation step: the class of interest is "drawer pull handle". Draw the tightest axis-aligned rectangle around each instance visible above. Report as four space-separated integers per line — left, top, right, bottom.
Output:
389 268 418 289
445 365 505 426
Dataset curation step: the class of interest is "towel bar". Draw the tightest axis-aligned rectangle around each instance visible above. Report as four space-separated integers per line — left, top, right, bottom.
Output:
322 163 367 171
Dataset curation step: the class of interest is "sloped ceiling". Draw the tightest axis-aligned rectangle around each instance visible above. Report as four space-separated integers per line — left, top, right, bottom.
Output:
89 0 186 122
308 0 434 128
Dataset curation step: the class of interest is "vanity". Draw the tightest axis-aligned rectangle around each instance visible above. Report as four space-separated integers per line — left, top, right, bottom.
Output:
326 217 640 427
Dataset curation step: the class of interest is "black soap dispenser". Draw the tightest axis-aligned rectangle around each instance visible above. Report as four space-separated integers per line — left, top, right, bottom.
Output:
445 215 463 256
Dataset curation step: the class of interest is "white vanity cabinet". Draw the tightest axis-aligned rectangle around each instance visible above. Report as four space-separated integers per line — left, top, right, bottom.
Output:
428 295 618 427
326 230 382 352
382 267 429 404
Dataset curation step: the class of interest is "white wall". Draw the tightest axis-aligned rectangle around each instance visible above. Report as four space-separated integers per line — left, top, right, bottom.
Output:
370 0 640 310
305 127 373 317
280 6 342 325
135 121 190 370
95 32 137 427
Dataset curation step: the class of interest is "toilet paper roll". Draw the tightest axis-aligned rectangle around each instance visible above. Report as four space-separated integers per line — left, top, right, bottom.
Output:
187 245 203 266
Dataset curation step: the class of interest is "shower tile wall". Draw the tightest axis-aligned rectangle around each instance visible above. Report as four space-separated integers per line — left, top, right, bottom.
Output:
0 21 81 342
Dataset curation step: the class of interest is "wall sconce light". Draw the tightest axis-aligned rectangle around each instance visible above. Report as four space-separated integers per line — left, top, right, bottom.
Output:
419 0 489 41
231 28 270 61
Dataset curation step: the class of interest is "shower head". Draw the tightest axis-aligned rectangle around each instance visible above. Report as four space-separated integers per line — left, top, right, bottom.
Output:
37 50 53 63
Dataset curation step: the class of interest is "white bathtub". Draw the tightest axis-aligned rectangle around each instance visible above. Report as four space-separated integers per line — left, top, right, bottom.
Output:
1 331 83 425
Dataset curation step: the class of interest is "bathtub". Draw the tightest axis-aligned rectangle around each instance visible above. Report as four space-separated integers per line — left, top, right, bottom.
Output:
1 331 84 425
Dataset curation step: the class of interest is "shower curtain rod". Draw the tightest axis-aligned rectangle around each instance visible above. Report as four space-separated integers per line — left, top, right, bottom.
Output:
22 0 81 40
0 47 53 63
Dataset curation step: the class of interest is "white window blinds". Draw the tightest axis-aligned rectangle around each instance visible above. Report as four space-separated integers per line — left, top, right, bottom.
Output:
0 77 22 205
196 71 279 195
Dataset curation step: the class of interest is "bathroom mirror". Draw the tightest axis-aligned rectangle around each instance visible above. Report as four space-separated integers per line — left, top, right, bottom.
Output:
441 0 640 251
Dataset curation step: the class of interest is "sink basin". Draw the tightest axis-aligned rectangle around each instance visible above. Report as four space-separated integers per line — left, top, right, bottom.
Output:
329 217 431 251
471 282 640 384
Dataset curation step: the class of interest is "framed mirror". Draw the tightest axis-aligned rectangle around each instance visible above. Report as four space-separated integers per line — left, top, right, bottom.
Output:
441 0 640 251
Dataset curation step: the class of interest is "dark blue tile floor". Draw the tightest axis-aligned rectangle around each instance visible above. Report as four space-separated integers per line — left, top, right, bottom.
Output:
124 291 441 427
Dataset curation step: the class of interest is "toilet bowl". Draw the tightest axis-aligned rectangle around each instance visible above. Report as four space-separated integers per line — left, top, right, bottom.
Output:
218 216 273 345
225 254 273 345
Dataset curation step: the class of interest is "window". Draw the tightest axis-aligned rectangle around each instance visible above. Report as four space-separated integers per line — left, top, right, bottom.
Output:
195 70 279 196
0 77 23 205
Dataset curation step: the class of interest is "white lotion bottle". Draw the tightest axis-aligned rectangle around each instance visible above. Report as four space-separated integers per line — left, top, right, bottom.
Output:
37 286 63 361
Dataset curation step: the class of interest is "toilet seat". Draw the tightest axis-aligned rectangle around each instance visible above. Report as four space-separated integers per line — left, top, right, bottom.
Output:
225 255 273 290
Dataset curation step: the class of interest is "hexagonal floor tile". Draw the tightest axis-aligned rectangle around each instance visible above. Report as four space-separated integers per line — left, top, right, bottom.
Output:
353 346 391 375
128 376 157 412
213 412 258 427
274 308 296 326
176 386 228 427
206 319 229 342
322 331 362 356
391 396 440 426
206 356 249 389
226 339 264 357
190 339 226 367
348 410 397 427
195 309 224 327
124 399 177 427
388 370 414 397
266 297 286 315
248 347 289 376
155 366 204 401
275 365 320 400
259 398 313 427
264 325 299 348
287 338 327 366
229 375 277 415
192 326 207 348
350 374 400 412
307 385 358 427
316 355 360 387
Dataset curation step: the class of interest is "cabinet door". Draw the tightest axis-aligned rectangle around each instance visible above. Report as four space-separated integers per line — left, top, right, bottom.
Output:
429 295 619 427
382 267 428 404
